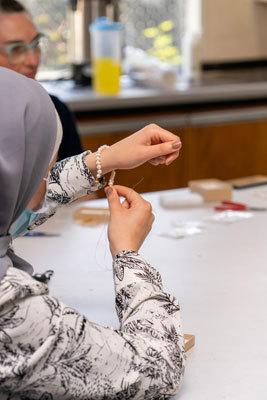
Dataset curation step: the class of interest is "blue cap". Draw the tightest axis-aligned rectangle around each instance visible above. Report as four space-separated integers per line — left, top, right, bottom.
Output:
90 16 123 31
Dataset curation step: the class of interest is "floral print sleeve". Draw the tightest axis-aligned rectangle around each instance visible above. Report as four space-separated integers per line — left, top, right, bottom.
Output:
113 251 185 397
29 151 105 229
0 252 185 400
47 151 105 205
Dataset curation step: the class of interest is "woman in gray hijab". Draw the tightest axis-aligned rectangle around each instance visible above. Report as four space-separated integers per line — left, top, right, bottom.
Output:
0 66 57 279
0 67 185 399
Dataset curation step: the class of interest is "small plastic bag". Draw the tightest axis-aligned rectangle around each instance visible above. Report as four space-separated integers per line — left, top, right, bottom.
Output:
206 210 253 224
159 221 204 239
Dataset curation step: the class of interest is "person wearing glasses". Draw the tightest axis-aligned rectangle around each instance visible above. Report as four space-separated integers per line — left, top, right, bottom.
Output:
0 0 83 162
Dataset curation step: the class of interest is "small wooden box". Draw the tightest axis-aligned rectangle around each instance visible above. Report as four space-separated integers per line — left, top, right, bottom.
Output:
184 334 195 352
189 179 232 202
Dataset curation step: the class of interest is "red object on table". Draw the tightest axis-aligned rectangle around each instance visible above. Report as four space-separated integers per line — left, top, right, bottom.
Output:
214 201 266 211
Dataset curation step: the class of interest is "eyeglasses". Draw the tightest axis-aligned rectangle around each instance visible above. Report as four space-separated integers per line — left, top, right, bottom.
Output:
0 33 48 65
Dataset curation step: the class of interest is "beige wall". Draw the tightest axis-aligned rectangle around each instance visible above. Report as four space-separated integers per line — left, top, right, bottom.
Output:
202 0 267 62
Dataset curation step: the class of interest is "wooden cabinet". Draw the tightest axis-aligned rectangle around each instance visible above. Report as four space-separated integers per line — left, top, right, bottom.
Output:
185 120 267 181
77 106 267 197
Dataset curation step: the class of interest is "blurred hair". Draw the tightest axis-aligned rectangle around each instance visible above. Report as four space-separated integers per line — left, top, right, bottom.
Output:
0 0 26 13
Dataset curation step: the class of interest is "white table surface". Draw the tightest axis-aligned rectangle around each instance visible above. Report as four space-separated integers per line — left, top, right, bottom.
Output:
14 187 267 400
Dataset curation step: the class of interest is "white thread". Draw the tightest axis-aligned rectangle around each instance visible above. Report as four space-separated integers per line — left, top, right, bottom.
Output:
108 170 116 187
95 145 116 186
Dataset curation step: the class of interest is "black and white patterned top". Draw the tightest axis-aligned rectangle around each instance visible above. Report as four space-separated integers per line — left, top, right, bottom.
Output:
29 151 105 230
0 153 185 399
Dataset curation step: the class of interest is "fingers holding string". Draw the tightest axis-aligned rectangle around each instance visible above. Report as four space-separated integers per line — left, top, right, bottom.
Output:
105 185 142 212
145 139 182 164
165 149 181 166
149 156 166 166
147 124 181 144
121 199 130 209
149 147 181 166
112 185 143 207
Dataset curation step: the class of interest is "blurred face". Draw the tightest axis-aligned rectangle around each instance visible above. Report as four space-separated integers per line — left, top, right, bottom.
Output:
0 12 40 79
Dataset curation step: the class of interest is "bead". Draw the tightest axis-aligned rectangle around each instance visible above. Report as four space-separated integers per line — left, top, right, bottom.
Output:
108 170 116 186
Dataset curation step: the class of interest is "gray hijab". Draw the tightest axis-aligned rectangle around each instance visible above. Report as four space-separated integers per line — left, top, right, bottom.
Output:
0 67 57 280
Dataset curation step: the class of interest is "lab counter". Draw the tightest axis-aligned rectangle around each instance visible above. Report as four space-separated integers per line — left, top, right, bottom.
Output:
42 76 267 115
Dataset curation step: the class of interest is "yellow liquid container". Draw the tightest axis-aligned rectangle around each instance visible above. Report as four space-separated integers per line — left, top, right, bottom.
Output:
90 17 123 95
93 58 121 95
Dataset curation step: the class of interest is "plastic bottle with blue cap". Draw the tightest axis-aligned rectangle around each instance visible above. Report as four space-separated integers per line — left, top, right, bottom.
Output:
89 17 123 95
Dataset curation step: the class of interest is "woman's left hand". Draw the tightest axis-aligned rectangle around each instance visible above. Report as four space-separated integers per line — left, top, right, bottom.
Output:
101 124 182 173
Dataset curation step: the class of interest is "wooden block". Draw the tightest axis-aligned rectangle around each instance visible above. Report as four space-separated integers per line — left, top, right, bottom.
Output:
189 178 232 202
227 175 267 189
184 333 195 352
73 207 110 226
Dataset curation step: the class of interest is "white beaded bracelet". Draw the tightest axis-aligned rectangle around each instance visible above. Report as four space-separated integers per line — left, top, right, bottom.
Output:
95 145 116 186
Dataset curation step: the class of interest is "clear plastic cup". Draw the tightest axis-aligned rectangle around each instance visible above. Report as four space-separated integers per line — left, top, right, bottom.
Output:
89 17 123 95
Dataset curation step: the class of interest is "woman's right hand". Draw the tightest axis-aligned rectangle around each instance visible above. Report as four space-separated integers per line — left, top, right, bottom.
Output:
105 185 155 258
